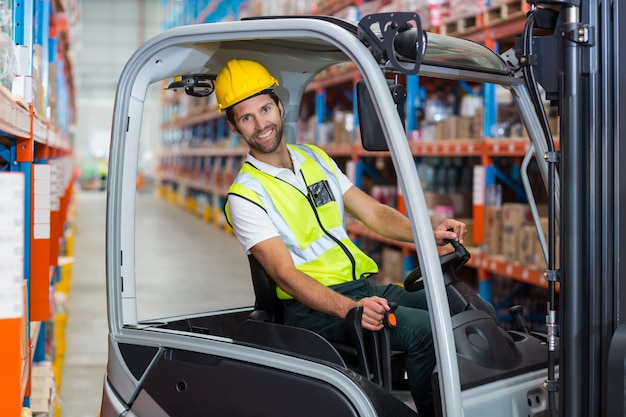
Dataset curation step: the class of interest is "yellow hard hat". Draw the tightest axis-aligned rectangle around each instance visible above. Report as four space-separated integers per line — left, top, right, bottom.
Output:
215 59 279 112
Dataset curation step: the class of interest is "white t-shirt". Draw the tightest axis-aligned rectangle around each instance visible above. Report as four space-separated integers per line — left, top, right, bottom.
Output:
227 146 354 253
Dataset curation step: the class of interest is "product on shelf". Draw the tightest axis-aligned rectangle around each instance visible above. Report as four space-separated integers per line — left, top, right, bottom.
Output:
501 202 533 261
484 205 503 256
0 31 16 89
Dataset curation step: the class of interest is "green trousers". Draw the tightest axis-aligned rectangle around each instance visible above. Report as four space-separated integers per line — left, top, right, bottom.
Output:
284 277 435 417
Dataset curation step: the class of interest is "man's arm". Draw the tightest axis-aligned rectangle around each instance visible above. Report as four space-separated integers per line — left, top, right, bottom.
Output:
250 236 388 331
343 185 466 245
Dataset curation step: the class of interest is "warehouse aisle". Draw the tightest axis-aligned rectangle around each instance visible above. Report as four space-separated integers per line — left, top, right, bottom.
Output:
59 190 252 416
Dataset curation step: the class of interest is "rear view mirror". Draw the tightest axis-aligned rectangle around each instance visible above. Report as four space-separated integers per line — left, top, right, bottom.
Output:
356 79 407 151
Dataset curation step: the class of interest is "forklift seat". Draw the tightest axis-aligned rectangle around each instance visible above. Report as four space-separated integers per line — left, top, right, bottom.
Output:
246 254 395 390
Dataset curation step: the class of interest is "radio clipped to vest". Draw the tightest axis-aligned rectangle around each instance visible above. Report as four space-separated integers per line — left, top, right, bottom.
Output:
308 179 335 207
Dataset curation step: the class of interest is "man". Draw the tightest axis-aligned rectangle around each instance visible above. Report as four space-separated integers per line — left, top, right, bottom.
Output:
217 59 466 416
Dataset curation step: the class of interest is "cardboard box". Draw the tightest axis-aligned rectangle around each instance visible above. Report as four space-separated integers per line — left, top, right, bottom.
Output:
457 116 473 139
515 219 560 270
534 217 560 269
472 107 484 138
516 224 537 265
501 203 533 261
448 191 472 218
30 362 53 413
434 121 445 141
484 206 503 255
423 192 453 210
442 115 458 139
11 75 33 103
332 111 355 144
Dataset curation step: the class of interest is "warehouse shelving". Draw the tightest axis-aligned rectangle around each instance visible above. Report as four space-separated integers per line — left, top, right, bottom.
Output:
156 132 553 282
156 138 536 192
325 137 539 157
155 0 554 318
347 219 553 289
0 0 77 415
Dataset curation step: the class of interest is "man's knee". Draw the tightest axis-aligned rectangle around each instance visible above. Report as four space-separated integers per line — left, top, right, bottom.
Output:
390 307 433 352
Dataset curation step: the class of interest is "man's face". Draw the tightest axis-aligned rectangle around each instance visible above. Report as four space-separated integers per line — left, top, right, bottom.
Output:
229 94 284 155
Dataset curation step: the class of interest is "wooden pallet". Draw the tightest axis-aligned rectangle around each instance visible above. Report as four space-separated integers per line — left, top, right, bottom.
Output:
440 0 528 37
483 0 528 27
441 13 483 37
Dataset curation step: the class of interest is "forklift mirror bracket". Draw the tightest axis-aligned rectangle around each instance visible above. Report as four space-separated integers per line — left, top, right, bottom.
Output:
518 54 538 67
543 150 560 163
543 378 559 392
543 269 560 283
561 23 595 46
357 12 426 75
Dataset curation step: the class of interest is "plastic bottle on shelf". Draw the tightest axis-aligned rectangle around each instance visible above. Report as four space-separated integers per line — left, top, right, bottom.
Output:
433 157 449 194
486 183 502 207
416 158 435 191
446 159 458 193
458 159 474 193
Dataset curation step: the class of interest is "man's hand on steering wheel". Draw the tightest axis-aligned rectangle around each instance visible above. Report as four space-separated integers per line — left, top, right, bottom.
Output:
434 218 466 246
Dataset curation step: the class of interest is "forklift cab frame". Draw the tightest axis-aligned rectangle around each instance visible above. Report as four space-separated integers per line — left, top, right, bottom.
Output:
101 11 569 417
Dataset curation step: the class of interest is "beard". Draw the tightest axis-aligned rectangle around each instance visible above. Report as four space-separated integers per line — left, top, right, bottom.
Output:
246 121 284 154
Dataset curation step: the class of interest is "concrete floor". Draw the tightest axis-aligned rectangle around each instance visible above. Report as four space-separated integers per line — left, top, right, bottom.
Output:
59 190 252 416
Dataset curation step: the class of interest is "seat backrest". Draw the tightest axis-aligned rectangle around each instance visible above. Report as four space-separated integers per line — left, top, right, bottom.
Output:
248 254 285 323
247 256 399 391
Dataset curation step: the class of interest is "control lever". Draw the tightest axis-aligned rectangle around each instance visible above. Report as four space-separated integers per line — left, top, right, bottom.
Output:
509 305 531 334
385 302 398 328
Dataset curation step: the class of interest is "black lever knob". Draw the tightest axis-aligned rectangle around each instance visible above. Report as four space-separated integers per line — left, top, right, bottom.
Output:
509 305 530 334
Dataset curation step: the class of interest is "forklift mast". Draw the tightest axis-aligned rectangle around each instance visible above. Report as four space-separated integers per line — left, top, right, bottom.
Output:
529 0 626 416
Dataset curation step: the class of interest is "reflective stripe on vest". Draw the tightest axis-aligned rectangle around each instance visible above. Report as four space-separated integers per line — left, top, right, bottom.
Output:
225 144 378 299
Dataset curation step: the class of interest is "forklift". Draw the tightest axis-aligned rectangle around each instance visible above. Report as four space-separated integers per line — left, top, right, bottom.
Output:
100 1 626 416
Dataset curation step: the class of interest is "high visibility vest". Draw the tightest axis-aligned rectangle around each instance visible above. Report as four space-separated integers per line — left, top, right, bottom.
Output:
225 144 378 299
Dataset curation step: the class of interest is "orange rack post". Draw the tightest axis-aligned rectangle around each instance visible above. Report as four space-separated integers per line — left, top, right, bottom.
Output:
30 163 52 322
0 317 25 417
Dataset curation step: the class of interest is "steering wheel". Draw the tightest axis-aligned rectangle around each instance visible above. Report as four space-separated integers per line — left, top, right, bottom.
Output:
404 239 470 292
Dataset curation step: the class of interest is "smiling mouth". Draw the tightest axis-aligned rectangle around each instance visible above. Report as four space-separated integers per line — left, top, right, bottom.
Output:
255 127 274 141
